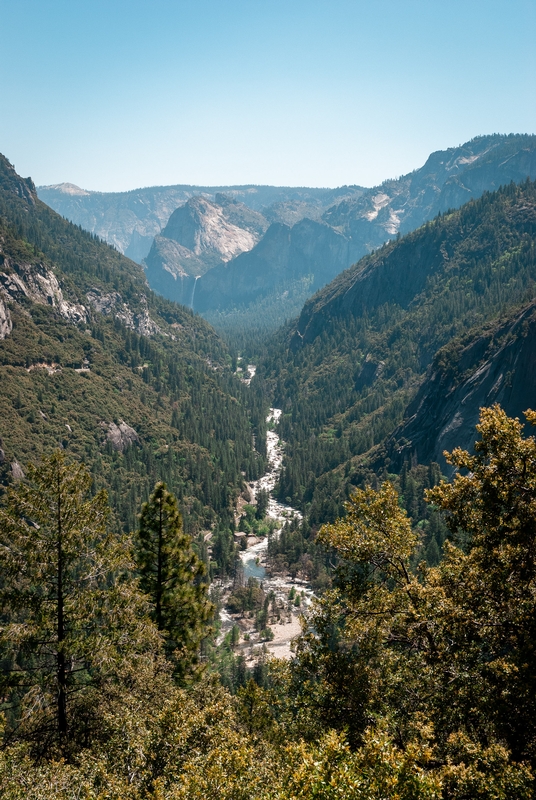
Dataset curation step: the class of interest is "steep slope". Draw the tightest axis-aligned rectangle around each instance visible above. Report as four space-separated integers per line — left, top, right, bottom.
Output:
143 194 269 306
386 300 536 474
194 218 350 313
0 154 268 550
38 182 363 263
324 134 536 244
257 180 536 522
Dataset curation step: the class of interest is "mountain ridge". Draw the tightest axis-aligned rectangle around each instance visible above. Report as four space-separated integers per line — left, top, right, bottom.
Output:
0 154 267 550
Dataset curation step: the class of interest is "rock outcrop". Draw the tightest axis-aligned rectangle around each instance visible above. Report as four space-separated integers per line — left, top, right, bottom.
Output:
86 290 160 336
104 420 140 452
0 296 12 339
387 301 536 474
0 257 87 334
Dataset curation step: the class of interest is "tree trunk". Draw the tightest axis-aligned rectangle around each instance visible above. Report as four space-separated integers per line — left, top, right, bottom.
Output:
57 471 67 743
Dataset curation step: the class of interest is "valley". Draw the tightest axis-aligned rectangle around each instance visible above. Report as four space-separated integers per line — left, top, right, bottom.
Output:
39 134 536 337
2 138 536 796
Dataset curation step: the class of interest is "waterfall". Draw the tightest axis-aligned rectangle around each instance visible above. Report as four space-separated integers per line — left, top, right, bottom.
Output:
190 275 200 310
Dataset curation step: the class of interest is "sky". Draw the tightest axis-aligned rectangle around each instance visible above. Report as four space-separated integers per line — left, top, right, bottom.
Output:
1 0 535 192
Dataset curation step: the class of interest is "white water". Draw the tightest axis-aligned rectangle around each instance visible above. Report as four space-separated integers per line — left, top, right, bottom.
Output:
190 275 200 309
216 375 311 656
240 408 302 580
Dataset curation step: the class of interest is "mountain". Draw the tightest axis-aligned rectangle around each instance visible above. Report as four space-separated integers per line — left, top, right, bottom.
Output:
257 179 536 524
143 194 269 306
0 154 268 560
193 217 350 313
39 135 536 339
37 182 364 263
323 133 536 246
178 134 536 332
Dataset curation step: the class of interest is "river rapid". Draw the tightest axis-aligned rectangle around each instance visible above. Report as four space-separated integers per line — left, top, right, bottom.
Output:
217 371 314 658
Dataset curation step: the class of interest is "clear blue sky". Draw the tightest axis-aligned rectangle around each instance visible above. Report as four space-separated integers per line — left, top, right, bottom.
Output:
1 0 535 191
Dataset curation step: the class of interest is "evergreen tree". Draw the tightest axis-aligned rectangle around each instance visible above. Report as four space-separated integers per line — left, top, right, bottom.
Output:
0 451 162 756
135 481 214 679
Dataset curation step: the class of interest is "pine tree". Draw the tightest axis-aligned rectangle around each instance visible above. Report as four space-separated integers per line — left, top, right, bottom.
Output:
0 451 162 756
135 481 214 679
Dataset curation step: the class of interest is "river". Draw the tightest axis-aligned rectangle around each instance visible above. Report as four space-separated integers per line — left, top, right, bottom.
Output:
240 407 302 581
216 368 312 658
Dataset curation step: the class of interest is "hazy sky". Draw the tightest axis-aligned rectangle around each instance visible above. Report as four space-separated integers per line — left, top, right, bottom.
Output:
1 0 535 192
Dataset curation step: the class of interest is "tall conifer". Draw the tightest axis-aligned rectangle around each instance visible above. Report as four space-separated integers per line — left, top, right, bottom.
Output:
135 482 214 679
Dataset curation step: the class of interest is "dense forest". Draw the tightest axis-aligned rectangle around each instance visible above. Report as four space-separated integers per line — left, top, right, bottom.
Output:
0 155 269 578
1 406 536 798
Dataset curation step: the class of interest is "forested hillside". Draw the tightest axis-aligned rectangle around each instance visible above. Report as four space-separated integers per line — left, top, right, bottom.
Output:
2 407 536 798
258 180 536 525
0 155 268 554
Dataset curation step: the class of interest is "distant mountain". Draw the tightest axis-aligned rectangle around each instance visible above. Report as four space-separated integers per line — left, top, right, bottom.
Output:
323 133 536 247
37 182 364 264
38 135 536 338
143 194 270 306
196 135 536 322
0 154 267 541
194 217 350 314
184 134 536 328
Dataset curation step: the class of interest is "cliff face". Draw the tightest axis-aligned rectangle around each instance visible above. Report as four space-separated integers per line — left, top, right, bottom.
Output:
193 218 350 313
161 194 267 260
387 302 536 474
143 194 270 306
323 134 536 250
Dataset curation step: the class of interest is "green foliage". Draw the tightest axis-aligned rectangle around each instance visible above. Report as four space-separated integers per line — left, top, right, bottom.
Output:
0 451 164 757
286 405 536 793
0 155 270 537
426 404 536 763
135 481 214 679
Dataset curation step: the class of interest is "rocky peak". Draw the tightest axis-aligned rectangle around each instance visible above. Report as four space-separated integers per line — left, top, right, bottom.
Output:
40 182 91 197
0 155 37 206
0 255 87 338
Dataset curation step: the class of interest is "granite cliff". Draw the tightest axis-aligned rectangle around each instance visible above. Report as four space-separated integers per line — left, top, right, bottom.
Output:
387 301 536 474
38 182 361 263
143 194 269 305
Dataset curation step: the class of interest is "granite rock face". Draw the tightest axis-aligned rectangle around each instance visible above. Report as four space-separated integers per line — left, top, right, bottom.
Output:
143 195 269 305
387 301 536 474
0 257 87 334
86 290 160 336
194 218 350 312
0 296 12 340
38 135 536 323
105 420 140 452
